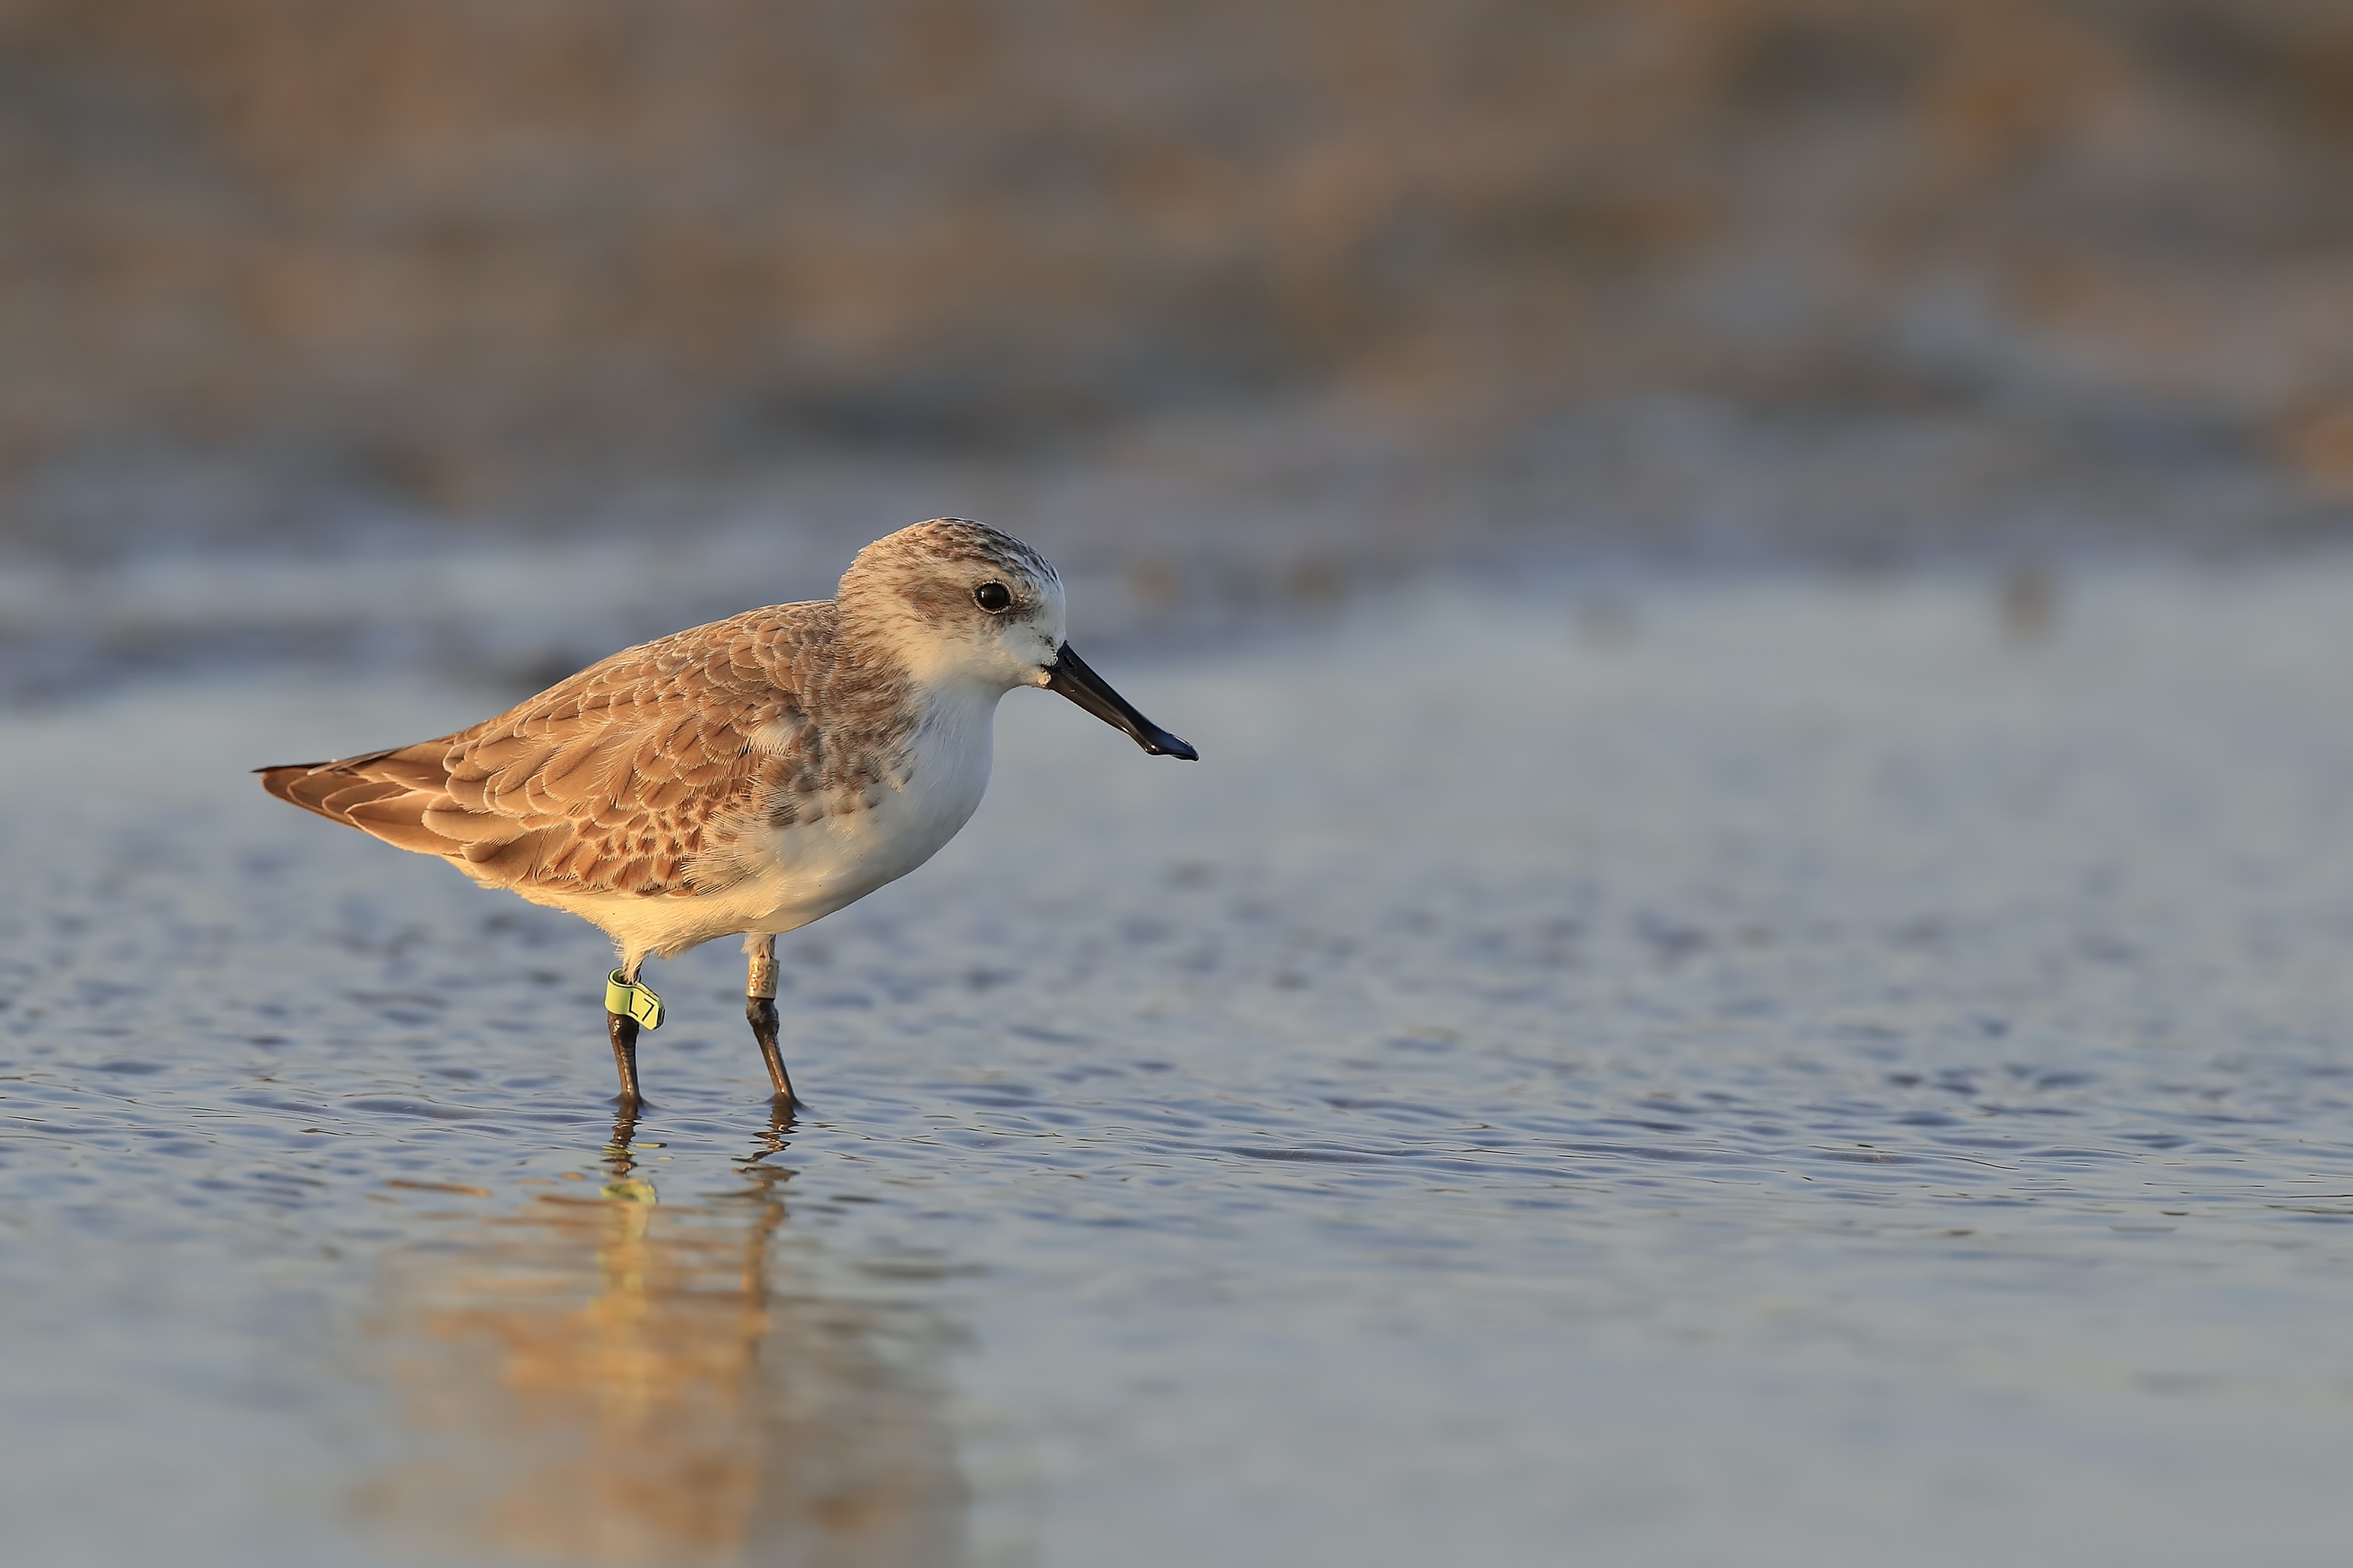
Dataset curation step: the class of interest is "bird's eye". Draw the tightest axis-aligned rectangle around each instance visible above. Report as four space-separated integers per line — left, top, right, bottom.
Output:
974 581 1013 612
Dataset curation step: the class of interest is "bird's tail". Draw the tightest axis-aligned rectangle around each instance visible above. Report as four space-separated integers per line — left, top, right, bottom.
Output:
254 744 452 834
256 750 398 822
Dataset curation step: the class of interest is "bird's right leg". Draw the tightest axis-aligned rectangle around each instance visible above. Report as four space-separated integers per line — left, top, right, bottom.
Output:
745 935 799 1111
606 1008 643 1107
605 961 654 1108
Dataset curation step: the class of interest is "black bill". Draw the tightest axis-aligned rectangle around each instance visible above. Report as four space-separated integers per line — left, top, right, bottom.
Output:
1044 643 1199 760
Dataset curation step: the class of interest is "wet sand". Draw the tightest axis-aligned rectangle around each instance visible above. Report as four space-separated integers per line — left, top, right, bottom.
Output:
3 558 2352 1565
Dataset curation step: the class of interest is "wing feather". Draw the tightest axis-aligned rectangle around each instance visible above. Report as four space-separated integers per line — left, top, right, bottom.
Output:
339 796 460 856
255 602 850 898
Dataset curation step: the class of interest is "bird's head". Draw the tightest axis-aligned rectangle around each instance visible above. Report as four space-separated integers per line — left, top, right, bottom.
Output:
837 519 1198 760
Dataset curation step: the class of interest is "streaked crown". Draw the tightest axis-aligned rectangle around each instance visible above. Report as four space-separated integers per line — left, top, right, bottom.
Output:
836 519 1067 688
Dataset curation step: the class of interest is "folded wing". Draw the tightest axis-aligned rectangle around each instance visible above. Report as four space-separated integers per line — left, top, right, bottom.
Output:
258 604 836 898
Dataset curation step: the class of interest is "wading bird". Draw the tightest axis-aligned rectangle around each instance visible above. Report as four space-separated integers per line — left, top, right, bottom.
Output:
259 520 1196 1110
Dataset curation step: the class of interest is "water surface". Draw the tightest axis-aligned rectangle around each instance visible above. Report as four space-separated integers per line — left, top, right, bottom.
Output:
4 561 2352 1565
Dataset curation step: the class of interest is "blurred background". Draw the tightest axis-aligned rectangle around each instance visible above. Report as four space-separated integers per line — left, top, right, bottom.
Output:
8 10 2353 1565
4 0 2350 607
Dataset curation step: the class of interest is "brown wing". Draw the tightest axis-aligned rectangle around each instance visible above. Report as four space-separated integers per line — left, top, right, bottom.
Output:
258 602 841 897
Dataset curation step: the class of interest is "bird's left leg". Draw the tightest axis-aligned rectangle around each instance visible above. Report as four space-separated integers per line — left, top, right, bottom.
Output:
745 934 799 1111
605 1004 643 1108
604 960 664 1108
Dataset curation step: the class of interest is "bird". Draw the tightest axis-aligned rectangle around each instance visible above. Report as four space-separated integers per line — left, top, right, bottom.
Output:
257 519 1197 1111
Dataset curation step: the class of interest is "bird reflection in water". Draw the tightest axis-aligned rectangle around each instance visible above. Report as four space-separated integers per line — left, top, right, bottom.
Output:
356 1107 967 1567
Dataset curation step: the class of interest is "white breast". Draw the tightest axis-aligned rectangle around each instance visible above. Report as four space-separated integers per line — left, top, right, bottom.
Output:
743 682 1001 936
530 681 1006 964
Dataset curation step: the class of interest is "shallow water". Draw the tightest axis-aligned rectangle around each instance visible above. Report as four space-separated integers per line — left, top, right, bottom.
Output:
4 560 2353 1566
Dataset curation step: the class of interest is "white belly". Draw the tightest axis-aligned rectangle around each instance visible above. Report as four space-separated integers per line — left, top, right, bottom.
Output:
743 696 999 934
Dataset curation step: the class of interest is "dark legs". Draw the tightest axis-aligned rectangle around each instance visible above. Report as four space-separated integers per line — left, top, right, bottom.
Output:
606 1006 643 1107
603 961 666 1107
747 996 796 1106
596 946 793 1111
747 935 799 1111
